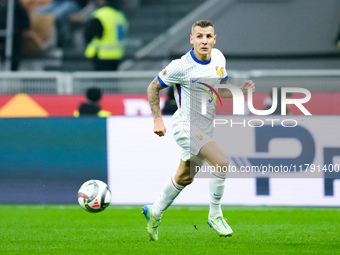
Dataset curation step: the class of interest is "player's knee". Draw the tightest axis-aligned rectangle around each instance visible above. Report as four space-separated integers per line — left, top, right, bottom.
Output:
217 157 229 169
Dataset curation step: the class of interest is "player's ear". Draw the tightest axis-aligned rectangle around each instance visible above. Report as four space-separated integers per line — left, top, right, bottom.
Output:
190 34 193 44
213 34 217 44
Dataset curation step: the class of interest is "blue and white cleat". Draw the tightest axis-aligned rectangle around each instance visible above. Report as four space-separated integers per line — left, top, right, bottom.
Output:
207 216 233 237
142 205 160 241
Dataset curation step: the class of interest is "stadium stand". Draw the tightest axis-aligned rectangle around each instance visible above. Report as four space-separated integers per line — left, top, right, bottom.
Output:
19 0 206 71
2 0 339 71
121 0 340 70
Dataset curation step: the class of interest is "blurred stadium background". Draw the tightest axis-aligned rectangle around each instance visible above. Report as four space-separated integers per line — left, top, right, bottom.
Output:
0 0 339 207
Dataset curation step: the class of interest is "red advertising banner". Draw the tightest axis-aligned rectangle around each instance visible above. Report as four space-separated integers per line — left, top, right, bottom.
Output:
0 93 339 117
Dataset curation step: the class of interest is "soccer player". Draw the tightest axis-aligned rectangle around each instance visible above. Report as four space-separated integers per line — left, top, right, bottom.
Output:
143 20 255 241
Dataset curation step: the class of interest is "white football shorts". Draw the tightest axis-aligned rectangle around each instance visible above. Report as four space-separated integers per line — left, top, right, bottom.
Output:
172 113 212 166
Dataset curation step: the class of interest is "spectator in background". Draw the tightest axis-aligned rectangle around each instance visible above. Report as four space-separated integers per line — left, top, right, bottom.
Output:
34 0 89 47
74 87 111 117
84 0 128 71
263 87 292 115
0 0 30 70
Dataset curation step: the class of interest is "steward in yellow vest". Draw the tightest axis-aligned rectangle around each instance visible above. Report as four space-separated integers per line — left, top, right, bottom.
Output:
84 0 128 70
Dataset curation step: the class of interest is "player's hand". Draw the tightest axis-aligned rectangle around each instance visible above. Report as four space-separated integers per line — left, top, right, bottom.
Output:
241 80 255 95
153 117 166 137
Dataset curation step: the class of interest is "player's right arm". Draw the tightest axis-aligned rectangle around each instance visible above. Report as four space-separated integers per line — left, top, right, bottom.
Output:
147 77 166 137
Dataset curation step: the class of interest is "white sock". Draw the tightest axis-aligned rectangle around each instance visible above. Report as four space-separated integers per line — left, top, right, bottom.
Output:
209 171 227 218
152 175 185 220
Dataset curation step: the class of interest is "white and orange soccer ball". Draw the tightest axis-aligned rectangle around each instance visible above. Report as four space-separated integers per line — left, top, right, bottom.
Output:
78 180 111 213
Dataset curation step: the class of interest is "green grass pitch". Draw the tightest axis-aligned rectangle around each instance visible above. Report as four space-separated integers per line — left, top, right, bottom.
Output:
0 205 339 254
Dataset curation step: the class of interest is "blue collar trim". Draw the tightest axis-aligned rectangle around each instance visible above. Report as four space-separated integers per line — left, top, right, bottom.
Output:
190 48 211 65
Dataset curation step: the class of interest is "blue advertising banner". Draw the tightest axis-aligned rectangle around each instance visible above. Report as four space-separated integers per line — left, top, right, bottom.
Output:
0 118 107 204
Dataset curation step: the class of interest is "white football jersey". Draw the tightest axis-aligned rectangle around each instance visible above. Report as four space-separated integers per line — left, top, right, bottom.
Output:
158 48 228 134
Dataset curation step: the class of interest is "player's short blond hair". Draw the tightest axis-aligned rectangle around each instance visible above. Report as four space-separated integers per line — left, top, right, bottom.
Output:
191 20 214 34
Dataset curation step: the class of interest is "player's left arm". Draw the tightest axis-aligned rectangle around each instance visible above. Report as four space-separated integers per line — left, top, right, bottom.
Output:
218 80 255 98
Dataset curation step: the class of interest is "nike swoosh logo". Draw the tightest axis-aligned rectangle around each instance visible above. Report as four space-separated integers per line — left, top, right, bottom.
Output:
192 78 200 83
213 193 222 197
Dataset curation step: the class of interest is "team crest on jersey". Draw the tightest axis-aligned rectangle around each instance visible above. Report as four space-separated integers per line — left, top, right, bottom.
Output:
196 135 203 140
162 69 167 76
216 66 223 76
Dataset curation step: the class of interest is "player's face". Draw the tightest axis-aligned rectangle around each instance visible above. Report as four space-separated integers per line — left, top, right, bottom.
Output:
190 26 216 61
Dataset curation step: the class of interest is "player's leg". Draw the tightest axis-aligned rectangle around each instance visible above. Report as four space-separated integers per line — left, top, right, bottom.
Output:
153 159 199 218
143 159 199 241
198 141 233 236
199 141 229 217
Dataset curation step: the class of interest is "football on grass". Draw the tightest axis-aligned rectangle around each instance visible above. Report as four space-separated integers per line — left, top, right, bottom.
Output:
78 180 111 213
